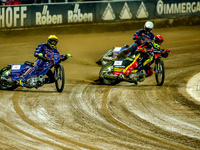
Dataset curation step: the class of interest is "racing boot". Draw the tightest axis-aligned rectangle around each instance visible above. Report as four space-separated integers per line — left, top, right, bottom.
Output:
127 74 138 85
138 76 145 82
45 78 55 84
146 68 153 77
18 78 25 87
138 70 146 82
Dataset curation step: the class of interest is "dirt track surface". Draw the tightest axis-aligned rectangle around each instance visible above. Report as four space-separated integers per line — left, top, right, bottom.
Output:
0 25 200 150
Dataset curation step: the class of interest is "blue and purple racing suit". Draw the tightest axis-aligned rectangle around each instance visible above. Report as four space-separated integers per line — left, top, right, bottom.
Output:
20 43 59 82
117 29 155 59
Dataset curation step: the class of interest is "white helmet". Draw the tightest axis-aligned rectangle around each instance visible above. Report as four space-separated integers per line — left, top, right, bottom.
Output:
144 21 154 33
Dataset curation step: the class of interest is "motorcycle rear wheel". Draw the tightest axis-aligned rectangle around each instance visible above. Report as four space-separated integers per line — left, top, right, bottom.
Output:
155 58 165 86
99 62 120 85
0 65 18 90
54 63 65 92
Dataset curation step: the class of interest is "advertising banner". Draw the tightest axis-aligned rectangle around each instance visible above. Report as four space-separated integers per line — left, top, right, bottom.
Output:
0 6 30 28
66 3 96 23
32 3 96 26
0 0 200 28
32 4 65 26
156 0 200 18
96 1 155 22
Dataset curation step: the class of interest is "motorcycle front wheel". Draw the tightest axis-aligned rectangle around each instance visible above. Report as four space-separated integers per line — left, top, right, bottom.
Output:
0 65 18 90
54 63 65 92
99 62 120 85
155 58 165 86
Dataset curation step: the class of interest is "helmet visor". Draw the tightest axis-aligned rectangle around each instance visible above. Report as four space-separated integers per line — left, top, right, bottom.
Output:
49 40 57 46
145 28 152 32
155 39 162 45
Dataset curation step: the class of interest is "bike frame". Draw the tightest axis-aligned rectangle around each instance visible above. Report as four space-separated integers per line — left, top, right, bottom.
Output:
10 54 65 80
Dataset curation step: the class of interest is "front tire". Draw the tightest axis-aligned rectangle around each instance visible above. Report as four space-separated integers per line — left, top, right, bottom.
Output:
54 63 65 92
155 58 165 86
0 65 18 90
99 62 120 85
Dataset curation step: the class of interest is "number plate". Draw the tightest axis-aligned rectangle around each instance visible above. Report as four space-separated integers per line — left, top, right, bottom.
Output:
114 61 123 65
11 65 21 70
113 47 121 52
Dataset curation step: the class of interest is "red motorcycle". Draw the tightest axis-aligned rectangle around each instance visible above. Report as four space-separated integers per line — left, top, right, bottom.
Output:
95 48 170 86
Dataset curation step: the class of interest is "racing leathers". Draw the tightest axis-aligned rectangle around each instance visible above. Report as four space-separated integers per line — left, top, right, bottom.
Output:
116 29 155 59
20 43 59 83
121 41 159 78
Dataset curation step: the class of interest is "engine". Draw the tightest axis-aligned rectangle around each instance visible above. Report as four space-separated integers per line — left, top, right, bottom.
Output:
129 70 146 82
26 75 45 88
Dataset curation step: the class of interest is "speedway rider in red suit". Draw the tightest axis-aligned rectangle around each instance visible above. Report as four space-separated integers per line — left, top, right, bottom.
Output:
18 35 67 86
118 35 165 81
116 21 154 80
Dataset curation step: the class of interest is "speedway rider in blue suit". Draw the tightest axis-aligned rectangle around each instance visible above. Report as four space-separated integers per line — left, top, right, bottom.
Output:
18 35 67 86
116 21 155 60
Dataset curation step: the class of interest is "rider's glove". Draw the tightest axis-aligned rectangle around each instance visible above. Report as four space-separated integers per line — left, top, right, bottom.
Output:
65 54 72 59
38 53 44 58
66 54 72 58
133 36 139 40
63 54 72 61
38 53 50 60
161 49 170 58
140 48 146 53
166 49 170 53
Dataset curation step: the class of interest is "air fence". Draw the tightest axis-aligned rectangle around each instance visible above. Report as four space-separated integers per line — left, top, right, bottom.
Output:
0 0 200 28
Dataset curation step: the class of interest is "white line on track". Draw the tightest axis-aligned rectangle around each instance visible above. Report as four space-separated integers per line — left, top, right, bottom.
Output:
186 73 200 102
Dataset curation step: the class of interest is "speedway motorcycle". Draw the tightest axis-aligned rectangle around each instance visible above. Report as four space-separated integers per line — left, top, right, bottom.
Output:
96 45 130 66
95 49 170 86
0 53 71 92
96 37 150 66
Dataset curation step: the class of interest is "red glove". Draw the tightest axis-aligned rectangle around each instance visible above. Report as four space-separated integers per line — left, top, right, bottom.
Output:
137 46 146 53
134 36 139 39
166 49 170 53
136 46 142 51
140 48 146 53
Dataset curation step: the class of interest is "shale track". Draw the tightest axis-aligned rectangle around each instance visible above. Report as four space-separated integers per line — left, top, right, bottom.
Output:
0 25 200 150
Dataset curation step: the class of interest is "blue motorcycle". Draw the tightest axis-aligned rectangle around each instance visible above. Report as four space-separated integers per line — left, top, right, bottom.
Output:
96 45 129 66
0 53 71 92
96 37 149 66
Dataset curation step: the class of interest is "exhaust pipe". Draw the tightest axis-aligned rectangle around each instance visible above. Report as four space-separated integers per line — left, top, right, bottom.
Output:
103 57 113 61
104 74 118 79
0 78 17 85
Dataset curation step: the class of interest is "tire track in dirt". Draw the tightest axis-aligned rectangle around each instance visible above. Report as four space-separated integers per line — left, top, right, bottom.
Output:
0 117 67 150
68 83 138 149
11 89 102 150
100 86 193 150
